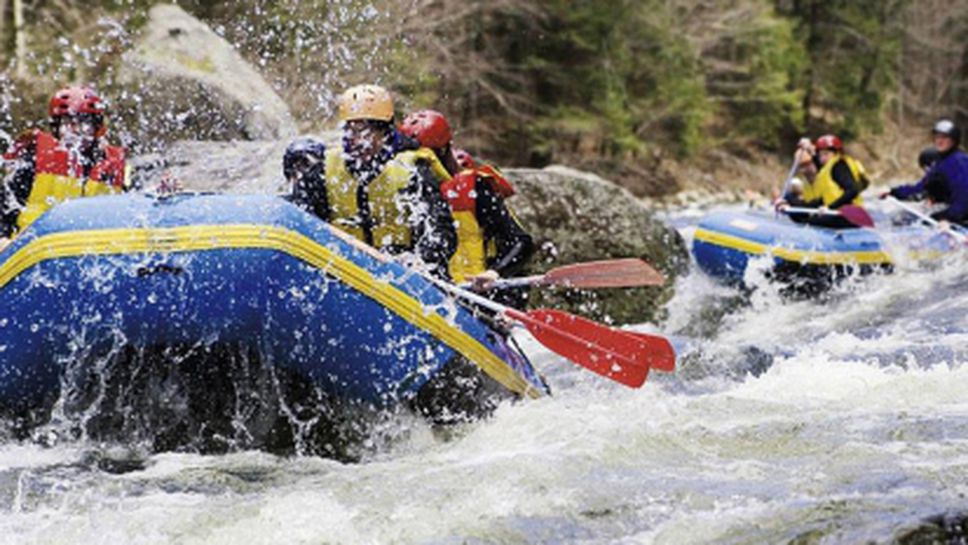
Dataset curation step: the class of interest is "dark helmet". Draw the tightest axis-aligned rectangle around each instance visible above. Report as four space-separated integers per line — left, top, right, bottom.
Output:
918 146 940 171
283 137 326 180
49 86 107 137
932 119 961 146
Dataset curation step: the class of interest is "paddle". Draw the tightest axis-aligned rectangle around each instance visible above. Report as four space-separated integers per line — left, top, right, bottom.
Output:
884 195 968 243
322 222 674 388
484 258 665 290
619 330 676 372
531 310 676 373
428 275 676 388
779 154 800 198
782 204 875 228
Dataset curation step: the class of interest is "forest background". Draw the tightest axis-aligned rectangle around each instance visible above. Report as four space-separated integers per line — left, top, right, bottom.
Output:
0 0 964 197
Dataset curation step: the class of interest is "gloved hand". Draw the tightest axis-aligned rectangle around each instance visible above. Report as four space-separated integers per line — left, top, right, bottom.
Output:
774 199 789 213
879 189 893 200
467 269 500 292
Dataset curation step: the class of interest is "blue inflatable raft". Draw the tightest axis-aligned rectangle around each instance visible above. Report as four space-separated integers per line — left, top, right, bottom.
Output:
692 209 954 289
0 193 547 453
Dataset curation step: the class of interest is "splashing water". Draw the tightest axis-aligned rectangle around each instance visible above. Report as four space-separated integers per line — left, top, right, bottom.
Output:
0 199 966 544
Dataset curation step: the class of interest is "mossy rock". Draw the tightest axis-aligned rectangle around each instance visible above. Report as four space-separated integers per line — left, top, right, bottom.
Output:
116 4 296 149
505 165 688 324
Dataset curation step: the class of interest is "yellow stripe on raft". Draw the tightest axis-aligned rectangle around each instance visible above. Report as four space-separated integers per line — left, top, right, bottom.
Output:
0 224 543 399
693 227 892 265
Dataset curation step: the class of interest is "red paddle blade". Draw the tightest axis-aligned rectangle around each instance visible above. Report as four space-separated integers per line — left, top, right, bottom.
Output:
532 310 676 373
541 258 665 289
507 309 648 388
621 331 676 372
839 205 875 228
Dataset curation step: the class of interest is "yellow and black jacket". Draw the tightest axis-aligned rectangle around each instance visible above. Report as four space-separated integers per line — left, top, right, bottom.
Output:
793 154 868 209
301 143 456 278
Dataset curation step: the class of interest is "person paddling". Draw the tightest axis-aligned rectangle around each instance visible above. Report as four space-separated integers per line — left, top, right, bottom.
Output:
281 85 456 279
0 86 128 243
399 109 535 303
775 134 870 229
883 120 968 227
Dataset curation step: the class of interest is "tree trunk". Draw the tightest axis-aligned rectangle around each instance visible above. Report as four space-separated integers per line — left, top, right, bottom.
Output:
13 0 24 78
0 0 8 60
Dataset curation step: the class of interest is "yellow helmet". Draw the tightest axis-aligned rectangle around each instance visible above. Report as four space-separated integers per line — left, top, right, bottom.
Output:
338 84 394 122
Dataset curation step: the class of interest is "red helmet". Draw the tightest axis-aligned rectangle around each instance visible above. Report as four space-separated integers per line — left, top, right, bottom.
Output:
453 148 475 170
49 86 106 136
49 86 105 118
399 109 452 150
814 134 842 152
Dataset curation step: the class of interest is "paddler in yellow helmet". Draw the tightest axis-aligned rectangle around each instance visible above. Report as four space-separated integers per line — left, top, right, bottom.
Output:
296 84 456 278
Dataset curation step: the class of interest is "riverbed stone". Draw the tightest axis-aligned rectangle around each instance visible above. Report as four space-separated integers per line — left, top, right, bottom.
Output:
116 4 296 147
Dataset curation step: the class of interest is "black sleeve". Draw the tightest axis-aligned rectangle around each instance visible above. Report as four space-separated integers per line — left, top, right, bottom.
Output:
827 161 859 209
406 162 457 279
0 149 36 238
290 166 330 221
783 191 822 209
474 179 534 276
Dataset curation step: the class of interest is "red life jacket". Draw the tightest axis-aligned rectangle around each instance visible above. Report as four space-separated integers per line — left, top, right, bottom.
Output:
440 165 518 282
12 130 126 231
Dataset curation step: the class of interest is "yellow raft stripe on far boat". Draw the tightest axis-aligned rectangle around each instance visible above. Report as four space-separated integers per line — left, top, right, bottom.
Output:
693 227 893 265
0 224 542 399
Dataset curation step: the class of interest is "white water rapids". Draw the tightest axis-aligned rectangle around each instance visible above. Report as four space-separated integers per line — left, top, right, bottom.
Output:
1 205 967 544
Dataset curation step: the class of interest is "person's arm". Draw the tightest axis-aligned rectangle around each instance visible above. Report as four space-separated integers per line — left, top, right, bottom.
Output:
889 173 930 201
934 175 968 223
827 161 859 209
474 179 534 277
291 166 330 221
0 135 37 238
406 162 457 279
783 190 822 208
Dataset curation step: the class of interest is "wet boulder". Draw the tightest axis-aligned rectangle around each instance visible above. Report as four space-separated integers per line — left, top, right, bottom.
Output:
505 165 688 324
117 4 296 147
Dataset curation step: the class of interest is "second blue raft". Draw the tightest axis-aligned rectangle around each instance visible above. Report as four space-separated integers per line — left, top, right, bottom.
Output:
692 209 955 287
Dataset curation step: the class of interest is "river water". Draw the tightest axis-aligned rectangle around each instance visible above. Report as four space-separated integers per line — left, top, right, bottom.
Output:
1 203 967 544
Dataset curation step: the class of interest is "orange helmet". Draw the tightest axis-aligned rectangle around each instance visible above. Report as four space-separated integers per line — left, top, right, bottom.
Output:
338 84 394 122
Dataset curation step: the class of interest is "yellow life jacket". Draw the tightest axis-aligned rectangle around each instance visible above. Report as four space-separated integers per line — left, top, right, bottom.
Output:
803 154 868 207
442 166 522 283
322 147 450 250
16 131 127 231
442 171 486 283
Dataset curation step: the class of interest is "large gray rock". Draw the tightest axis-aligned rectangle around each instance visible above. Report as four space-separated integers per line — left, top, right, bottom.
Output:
506 165 688 324
116 4 296 147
